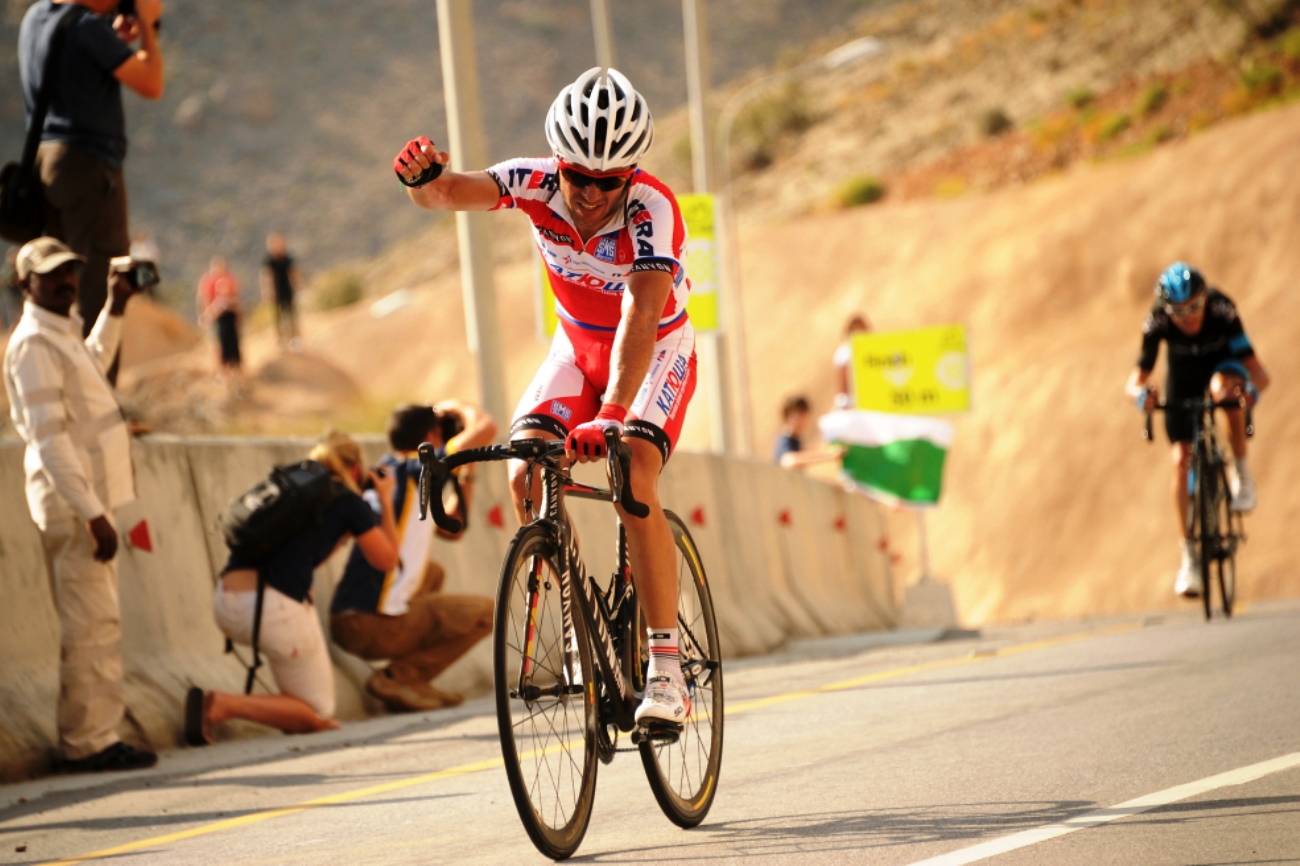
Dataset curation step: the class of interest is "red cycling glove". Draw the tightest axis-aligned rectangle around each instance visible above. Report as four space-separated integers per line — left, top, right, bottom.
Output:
394 136 442 186
566 404 627 459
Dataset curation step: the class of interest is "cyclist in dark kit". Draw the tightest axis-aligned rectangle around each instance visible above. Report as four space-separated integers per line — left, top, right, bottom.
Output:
1124 262 1269 599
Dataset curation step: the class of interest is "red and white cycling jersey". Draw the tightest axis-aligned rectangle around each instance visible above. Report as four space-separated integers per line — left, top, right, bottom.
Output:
485 157 691 346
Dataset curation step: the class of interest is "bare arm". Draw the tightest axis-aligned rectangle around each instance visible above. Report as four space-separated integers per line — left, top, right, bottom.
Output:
439 400 498 453
398 141 500 211
1243 356 1270 393
779 445 846 471
354 472 399 570
605 271 673 410
112 0 165 100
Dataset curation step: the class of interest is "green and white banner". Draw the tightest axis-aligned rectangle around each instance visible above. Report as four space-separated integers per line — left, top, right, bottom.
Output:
819 410 953 507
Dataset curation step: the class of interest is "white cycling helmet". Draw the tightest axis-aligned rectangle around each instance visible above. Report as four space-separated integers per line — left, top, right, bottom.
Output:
545 67 654 172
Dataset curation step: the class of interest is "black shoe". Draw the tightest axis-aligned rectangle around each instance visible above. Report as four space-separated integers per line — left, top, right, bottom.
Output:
184 687 212 747
59 741 157 774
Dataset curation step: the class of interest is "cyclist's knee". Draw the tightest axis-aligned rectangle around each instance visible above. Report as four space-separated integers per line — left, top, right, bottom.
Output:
1210 373 1242 401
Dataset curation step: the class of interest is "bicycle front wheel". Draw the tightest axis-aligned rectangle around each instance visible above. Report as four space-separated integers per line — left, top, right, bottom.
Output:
494 525 598 861
1214 461 1237 618
639 511 724 828
1196 455 1215 621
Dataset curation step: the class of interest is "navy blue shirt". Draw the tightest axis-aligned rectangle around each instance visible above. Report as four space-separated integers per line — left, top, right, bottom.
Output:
224 490 378 604
773 433 801 465
19 1 134 167
331 453 426 615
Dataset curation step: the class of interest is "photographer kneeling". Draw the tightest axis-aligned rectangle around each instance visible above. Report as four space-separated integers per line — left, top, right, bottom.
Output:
187 431 397 743
331 402 496 713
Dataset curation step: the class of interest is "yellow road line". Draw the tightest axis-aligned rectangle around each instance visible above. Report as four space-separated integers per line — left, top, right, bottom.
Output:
39 621 1142 865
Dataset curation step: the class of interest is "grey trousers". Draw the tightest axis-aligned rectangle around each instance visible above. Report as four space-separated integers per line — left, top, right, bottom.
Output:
35 141 131 339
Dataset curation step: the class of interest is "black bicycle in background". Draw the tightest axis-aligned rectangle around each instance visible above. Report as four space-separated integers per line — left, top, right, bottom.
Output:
417 430 723 861
1145 395 1253 620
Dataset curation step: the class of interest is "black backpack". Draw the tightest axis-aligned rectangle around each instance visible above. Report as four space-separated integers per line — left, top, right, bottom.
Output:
218 460 345 693
220 460 345 564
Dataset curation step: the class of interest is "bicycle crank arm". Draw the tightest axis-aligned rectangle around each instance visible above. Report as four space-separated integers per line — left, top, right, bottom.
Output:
510 683 585 701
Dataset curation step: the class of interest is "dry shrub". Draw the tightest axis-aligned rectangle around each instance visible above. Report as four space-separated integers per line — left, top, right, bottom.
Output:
834 175 886 207
313 270 364 311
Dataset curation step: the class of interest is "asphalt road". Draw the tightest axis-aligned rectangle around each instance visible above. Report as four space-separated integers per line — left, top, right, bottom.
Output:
3 600 1298 866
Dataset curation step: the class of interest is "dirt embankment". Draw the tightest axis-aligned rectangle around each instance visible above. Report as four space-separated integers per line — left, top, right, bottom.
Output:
734 102 1300 624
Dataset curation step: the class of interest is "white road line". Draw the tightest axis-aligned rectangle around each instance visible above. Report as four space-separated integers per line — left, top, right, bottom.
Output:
906 751 1300 866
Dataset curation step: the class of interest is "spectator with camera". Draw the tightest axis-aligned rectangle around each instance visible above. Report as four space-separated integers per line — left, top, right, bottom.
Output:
3 236 154 773
331 401 497 713
18 0 165 340
185 431 399 744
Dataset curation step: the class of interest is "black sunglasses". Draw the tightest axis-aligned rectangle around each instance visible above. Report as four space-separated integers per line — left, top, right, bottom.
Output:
560 167 632 192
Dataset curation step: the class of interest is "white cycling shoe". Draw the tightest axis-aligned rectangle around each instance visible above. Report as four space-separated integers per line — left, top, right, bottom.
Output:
635 674 692 727
1230 470 1257 513
1174 541 1203 599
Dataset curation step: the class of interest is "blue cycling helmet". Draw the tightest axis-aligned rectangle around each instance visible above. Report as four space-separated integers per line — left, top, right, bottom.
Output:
1156 262 1207 305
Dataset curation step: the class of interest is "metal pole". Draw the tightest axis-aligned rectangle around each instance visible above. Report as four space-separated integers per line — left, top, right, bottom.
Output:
682 0 735 455
590 0 616 70
436 0 509 429
916 509 932 582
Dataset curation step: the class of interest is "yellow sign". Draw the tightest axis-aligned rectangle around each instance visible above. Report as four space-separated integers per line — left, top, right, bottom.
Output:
535 251 559 341
678 193 719 332
534 193 720 341
850 324 971 414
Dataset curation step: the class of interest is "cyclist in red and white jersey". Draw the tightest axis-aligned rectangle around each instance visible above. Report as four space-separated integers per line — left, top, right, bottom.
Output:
395 68 696 728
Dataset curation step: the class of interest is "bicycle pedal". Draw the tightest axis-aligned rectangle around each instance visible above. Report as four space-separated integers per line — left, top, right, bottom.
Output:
632 721 682 745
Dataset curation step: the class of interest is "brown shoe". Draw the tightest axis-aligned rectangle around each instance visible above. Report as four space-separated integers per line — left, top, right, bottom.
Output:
366 670 460 713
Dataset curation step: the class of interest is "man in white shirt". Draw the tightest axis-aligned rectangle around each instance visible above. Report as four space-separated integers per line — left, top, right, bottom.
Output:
3 236 155 773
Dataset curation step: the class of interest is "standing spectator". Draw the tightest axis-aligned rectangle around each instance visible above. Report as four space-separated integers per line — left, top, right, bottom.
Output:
196 256 242 389
2 237 155 773
19 0 165 338
833 313 872 409
331 401 497 713
186 431 399 744
260 232 301 352
774 394 843 471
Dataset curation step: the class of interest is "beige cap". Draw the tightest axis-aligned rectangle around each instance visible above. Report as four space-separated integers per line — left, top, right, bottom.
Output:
16 237 86 281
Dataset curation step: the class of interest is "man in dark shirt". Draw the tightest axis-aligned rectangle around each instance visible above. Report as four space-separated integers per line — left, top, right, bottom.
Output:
260 232 301 351
1124 262 1270 598
331 401 497 713
18 0 164 337
774 394 843 471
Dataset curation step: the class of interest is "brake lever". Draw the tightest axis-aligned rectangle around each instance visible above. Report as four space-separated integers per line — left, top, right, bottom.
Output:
1143 411 1153 442
605 428 650 519
416 443 463 534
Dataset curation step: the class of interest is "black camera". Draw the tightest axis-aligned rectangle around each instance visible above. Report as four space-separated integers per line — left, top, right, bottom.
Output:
118 0 136 15
110 256 160 290
361 465 388 492
436 408 465 443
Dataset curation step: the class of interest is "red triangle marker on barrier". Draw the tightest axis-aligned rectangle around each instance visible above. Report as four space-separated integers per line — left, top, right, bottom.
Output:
833 516 846 532
690 506 706 527
487 504 505 529
778 510 792 527
126 520 152 553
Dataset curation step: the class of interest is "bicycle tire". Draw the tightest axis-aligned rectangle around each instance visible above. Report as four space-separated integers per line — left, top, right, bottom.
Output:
1214 461 1237 618
1196 453 1215 621
638 511 724 828
494 525 598 861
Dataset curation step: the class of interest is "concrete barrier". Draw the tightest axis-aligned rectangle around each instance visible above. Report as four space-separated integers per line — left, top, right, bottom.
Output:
0 437 895 781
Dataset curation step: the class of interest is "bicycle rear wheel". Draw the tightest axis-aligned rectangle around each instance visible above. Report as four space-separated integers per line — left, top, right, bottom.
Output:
494 525 597 860
638 511 724 828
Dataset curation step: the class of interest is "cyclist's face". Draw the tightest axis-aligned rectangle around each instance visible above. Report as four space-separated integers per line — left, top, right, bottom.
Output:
559 166 632 229
1167 296 1206 334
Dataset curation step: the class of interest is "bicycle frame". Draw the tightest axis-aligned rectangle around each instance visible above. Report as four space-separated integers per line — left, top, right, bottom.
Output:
418 435 650 734
530 458 643 734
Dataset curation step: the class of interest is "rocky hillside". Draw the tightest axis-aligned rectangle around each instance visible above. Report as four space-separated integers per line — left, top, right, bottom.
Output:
0 0 885 303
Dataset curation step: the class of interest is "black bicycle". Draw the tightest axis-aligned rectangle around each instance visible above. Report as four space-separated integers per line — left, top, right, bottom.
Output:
1144 396 1252 620
416 430 723 860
